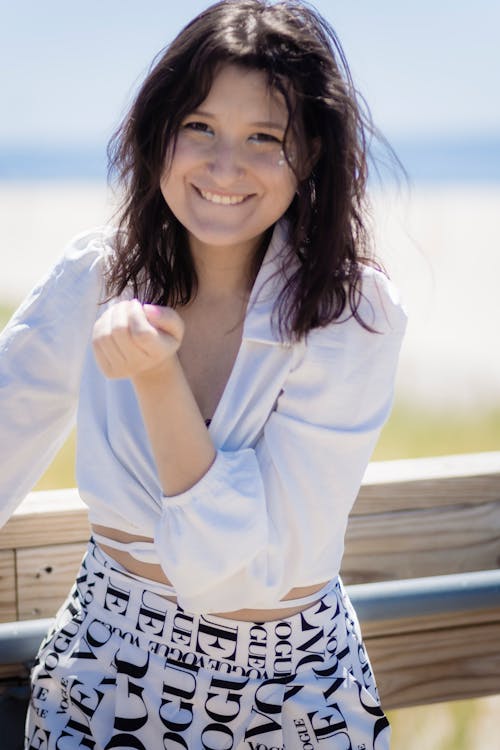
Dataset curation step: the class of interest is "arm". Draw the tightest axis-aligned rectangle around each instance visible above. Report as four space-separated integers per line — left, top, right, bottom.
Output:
93 271 407 613
0 229 108 528
92 300 216 496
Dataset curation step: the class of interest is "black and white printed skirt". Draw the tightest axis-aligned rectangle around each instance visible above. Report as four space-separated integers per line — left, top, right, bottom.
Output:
26 539 390 749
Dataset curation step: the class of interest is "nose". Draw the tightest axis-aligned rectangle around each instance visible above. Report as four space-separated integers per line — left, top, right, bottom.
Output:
207 138 245 184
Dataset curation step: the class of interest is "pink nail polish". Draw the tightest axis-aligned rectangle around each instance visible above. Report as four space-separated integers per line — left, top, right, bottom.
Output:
143 304 161 317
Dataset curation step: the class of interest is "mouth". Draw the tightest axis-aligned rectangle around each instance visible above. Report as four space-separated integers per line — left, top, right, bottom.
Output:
194 186 252 206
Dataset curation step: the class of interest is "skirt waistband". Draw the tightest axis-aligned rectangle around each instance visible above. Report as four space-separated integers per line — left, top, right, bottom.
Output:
67 539 358 680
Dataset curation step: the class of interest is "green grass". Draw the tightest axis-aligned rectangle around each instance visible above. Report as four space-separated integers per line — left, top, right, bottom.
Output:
0 304 14 330
3 299 498 488
33 402 500 491
374 401 500 460
388 695 499 750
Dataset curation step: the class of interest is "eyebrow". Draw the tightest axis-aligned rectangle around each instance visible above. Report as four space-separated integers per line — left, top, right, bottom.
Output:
190 110 286 132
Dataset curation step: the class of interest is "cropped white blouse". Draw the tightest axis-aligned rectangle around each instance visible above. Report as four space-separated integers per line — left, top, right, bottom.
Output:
0 222 406 613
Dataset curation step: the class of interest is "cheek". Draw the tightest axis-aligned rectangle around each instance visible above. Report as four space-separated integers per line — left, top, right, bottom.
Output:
270 168 297 207
159 149 192 205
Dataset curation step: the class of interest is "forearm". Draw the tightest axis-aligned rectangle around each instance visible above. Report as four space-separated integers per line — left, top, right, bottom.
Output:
131 356 216 497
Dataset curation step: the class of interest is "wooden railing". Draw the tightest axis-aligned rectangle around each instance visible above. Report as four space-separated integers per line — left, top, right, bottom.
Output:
0 451 499 710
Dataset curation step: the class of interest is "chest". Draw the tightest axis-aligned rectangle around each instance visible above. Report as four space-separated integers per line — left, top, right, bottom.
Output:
177 311 244 422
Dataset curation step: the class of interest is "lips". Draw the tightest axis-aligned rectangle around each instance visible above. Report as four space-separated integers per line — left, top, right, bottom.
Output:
195 186 251 206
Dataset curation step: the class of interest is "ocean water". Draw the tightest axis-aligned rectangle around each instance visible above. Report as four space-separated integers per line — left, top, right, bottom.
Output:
370 136 500 185
0 137 499 183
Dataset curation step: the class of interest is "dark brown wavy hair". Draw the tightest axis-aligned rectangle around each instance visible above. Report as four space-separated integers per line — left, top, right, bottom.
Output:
106 0 388 340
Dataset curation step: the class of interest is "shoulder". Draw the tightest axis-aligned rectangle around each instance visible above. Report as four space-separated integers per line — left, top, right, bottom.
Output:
60 225 119 271
5 226 121 332
40 225 122 304
304 265 407 353
354 265 408 334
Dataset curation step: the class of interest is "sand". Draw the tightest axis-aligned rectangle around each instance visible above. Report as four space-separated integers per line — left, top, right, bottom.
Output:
1 180 499 410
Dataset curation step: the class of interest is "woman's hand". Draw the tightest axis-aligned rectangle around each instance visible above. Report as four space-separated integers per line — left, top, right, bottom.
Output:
92 300 185 380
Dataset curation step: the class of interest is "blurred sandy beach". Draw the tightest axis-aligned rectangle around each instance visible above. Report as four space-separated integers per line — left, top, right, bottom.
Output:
1 180 499 411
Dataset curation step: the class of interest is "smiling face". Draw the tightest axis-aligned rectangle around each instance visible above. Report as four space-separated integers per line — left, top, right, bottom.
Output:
160 64 299 257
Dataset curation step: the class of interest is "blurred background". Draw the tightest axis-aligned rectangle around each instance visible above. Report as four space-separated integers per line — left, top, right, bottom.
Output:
1 2 499 747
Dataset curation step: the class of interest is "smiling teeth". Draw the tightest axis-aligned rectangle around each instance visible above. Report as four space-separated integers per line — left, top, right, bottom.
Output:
199 189 246 205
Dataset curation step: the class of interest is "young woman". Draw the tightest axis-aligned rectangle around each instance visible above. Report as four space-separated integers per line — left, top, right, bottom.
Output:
0 1 406 747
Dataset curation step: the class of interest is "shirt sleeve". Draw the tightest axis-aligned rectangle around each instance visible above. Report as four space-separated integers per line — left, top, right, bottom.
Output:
0 229 108 528
154 269 407 612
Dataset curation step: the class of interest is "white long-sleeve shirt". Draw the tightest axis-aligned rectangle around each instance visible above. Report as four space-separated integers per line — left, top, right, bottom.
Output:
0 221 406 613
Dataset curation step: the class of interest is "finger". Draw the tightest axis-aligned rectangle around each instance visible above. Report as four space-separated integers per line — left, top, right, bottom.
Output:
92 311 119 376
96 303 131 368
128 300 159 355
93 304 130 376
143 304 185 342
109 301 137 359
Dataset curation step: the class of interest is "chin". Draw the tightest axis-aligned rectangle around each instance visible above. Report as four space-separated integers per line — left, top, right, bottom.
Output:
188 222 265 250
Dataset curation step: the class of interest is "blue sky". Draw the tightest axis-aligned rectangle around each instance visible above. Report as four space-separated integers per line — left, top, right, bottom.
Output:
2 0 499 147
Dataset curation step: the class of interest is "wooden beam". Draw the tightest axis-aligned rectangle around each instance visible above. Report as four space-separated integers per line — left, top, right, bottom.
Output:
16 543 85 620
368 617 500 708
0 489 89 551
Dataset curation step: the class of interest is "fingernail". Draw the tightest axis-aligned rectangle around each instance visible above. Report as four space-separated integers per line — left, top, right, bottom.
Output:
143 304 161 317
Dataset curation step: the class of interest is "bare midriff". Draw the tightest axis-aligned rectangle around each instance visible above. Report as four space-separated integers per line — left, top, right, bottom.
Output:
91 524 328 622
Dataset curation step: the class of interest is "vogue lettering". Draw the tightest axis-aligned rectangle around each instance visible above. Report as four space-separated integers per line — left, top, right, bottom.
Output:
26 543 388 748
196 617 239 661
104 579 130 616
294 718 316 750
136 590 168 636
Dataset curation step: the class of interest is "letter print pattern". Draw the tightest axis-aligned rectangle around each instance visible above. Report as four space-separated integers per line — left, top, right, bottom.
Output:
26 540 390 749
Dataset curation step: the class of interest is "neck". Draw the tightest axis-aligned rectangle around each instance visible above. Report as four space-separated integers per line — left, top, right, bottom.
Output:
188 235 265 303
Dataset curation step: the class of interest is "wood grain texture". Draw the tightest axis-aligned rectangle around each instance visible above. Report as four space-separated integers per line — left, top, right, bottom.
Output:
341 501 500 583
0 551 16 623
354 451 500 515
368 618 500 709
0 453 499 708
0 489 89 551
16 543 86 620
360 606 500 638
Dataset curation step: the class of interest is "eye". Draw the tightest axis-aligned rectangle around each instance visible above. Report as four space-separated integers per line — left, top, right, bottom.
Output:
183 121 214 136
249 132 283 145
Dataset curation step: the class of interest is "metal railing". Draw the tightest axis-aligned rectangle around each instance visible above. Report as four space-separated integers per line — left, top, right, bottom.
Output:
1 568 499 666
